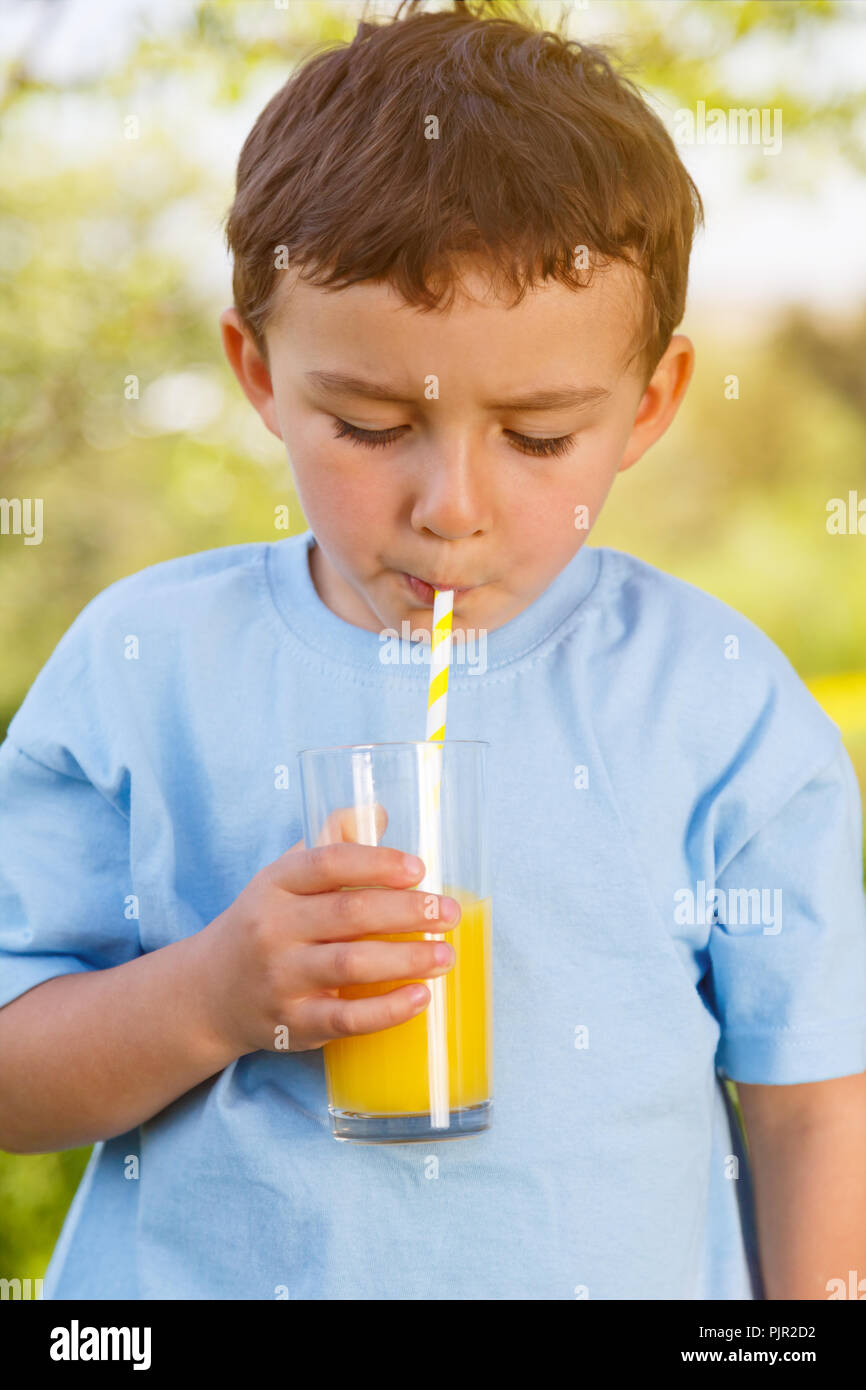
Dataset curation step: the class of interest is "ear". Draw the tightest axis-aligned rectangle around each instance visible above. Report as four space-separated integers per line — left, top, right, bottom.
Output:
617 335 695 474
219 308 283 441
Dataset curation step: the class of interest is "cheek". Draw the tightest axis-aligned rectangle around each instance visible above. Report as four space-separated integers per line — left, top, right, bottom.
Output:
569 432 624 503
283 432 400 552
522 439 620 535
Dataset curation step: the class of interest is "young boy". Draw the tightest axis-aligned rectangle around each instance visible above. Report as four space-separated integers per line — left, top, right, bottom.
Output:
1 2 864 1302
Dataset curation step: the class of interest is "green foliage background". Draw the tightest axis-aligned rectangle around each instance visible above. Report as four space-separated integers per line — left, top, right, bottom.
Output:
1 0 864 1287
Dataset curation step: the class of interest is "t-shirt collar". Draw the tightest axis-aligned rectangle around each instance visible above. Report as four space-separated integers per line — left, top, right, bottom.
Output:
265 527 601 680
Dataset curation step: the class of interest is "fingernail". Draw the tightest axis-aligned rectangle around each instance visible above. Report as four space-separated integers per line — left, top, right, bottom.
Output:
441 897 461 922
410 985 429 1005
403 854 425 877
433 943 453 965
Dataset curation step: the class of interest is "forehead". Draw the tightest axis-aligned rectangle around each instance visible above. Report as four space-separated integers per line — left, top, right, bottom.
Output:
266 256 646 383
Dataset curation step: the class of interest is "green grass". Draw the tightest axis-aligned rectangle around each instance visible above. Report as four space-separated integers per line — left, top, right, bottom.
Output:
0 1147 91 1282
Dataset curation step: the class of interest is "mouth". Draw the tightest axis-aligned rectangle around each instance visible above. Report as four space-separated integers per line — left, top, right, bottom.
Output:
398 571 478 603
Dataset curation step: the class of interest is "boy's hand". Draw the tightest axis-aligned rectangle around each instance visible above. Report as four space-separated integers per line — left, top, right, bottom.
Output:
199 805 461 1056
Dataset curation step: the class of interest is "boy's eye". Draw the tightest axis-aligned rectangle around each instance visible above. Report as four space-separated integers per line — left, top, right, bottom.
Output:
332 418 406 449
504 430 576 458
330 417 576 458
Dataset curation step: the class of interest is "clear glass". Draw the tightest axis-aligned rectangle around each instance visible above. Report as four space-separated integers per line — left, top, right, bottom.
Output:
297 740 492 1143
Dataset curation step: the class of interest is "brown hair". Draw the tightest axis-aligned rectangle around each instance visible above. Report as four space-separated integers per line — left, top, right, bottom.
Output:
224 0 704 387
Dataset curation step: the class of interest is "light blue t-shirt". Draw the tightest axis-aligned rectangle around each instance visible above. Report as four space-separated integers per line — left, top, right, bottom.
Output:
1 528 865 1300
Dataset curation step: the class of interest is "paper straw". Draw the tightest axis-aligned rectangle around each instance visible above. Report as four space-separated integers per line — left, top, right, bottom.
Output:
419 588 454 1128
350 750 377 847
426 589 453 742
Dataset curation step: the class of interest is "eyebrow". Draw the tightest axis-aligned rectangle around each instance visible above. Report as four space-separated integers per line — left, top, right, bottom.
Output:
305 370 612 412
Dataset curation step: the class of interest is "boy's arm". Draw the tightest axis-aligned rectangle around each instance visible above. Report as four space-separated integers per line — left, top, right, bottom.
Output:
0 927 239 1154
736 1072 866 1300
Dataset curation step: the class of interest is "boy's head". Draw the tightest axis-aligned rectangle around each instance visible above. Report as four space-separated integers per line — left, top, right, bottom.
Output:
221 0 703 636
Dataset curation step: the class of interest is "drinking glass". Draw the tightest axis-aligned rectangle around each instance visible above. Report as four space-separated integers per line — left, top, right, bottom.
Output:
297 740 492 1143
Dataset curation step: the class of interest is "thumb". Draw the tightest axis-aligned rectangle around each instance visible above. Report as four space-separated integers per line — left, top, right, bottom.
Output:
288 801 389 851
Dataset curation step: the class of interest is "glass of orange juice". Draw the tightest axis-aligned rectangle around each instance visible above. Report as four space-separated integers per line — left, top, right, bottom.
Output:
297 740 492 1143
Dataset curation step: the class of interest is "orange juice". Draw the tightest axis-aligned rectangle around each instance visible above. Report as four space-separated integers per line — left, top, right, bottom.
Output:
324 889 492 1115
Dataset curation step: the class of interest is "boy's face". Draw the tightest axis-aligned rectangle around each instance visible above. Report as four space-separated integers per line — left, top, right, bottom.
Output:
221 259 693 636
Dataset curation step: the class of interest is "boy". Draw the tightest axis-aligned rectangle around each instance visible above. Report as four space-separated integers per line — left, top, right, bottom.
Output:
1 2 864 1301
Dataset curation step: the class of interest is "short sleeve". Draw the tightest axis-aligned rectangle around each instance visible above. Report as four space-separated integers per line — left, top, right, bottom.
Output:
708 740 866 1084
0 738 137 1011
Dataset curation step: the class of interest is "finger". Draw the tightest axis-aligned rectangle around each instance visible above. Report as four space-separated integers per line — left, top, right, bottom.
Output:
298 935 455 990
291 982 431 1045
270 803 389 867
315 802 389 848
297 885 461 942
266 838 425 895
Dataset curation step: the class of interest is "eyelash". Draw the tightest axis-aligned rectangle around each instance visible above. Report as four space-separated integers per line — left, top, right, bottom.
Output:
331 417 576 458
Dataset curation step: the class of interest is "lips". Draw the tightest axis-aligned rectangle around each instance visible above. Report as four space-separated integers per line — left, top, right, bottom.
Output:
401 572 474 601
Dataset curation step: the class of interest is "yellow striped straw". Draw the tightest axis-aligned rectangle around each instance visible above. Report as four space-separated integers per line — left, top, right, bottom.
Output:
426 588 454 742
418 587 454 1128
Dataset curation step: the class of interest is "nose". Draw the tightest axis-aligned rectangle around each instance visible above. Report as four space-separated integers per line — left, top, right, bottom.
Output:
408 433 491 540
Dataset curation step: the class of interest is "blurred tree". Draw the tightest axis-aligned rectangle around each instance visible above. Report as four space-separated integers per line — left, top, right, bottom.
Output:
2 0 865 733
